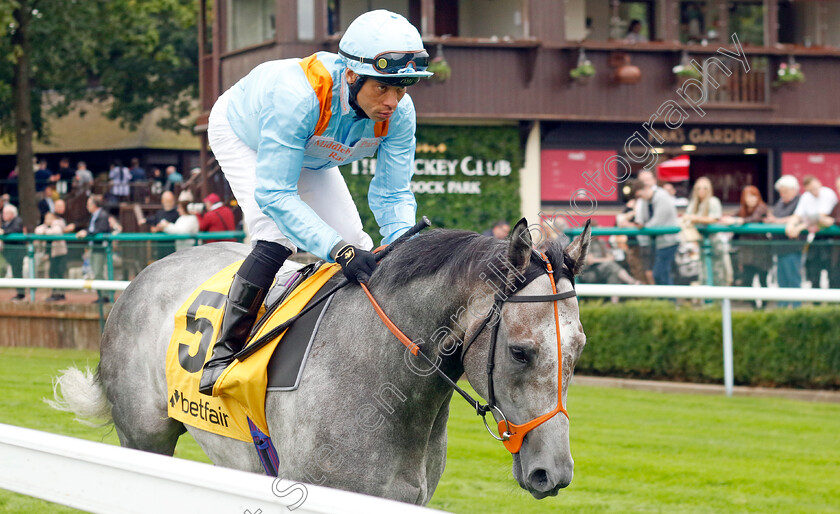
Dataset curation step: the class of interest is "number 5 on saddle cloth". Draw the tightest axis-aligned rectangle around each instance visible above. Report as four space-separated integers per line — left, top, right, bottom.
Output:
165 260 341 442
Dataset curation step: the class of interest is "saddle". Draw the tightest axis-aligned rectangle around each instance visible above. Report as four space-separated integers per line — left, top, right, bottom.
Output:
165 260 341 441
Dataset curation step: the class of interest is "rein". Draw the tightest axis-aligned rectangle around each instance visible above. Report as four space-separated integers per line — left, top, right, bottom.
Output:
361 250 577 454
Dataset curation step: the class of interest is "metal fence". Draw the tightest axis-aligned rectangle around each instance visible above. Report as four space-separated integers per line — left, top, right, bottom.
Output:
0 231 247 286
564 223 840 289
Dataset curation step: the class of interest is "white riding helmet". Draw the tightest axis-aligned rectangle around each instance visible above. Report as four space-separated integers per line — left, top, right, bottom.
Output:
339 10 433 86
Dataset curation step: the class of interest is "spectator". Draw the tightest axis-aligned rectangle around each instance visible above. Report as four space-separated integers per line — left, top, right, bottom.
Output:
785 175 837 289
55 157 74 195
537 216 569 252
624 19 648 43
37 185 57 223
158 198 200 252
615 197 653 284
73 161 94 191
163 166 183 192
631 179 679 285
820 176 840 289
149 167 165 196
765 175 802 305
482 220 510 239
0 204 26 300
108 160 132 202
616 197 647 283
723 185 770 288
198 193 236 243
34 159 52 192
53 199 75 233
129 158 146 182
684 177 732 286
35 211 68 301
140 191 179 259
6 167 18 201
579 235 642 288
634 169 659 284
76 195 112 302
662 182 690 207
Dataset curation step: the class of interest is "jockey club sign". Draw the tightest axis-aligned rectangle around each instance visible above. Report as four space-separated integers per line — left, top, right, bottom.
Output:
349 153 513 195
339 124 522 234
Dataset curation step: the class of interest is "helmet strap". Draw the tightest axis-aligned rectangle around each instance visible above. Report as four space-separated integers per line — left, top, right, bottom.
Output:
348 75 369 119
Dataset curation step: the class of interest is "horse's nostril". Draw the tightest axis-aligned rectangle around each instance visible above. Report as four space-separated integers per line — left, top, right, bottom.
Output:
528 468 551 492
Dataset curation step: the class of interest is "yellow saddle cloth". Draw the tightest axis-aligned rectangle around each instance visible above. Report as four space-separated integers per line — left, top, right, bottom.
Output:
165 261 340 441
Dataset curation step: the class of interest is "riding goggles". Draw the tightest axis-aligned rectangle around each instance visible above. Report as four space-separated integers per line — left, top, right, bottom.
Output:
339 49 429 75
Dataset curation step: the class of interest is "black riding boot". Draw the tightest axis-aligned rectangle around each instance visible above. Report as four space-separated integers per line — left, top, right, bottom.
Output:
199 241 292 395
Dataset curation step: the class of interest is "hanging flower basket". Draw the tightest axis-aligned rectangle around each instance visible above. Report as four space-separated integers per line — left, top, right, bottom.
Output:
570 60 596 83
427 57 451 83
426 44 451 83
672 64 702 81
673 50 702 84
773 59 805 87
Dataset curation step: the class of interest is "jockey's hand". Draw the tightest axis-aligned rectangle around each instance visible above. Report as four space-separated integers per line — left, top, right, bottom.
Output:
333 242 377 284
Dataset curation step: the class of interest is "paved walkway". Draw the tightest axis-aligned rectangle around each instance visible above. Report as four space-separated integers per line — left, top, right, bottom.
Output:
573 375 840 403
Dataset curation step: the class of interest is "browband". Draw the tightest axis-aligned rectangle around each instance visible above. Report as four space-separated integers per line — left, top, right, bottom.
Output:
505 290 577 303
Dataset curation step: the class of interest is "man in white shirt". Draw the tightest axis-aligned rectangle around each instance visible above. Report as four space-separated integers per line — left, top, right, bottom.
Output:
785 175 838 288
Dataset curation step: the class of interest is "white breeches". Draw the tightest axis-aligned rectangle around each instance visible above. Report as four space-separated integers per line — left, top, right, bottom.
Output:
207 90 373 253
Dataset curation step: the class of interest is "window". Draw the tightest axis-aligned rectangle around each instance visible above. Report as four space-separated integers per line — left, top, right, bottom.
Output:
778 0 840 48
298 0 316 40
328 1 417 35
226 0 275 51
452 0 526 39
566 0 658 43
327 1 526 40
728 1 765 47
678 1 724 44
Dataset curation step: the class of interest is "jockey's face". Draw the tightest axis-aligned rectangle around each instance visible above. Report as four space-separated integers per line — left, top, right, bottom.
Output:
347 70 406 122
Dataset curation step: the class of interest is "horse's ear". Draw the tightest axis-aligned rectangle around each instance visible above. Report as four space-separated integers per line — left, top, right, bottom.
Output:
565 219 592 276
507 217 532 274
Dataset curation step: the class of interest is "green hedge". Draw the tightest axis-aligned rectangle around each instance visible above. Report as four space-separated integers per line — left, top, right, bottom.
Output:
577 301 840 389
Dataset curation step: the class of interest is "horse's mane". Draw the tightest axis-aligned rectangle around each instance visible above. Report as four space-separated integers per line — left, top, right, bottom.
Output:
370 228 573 293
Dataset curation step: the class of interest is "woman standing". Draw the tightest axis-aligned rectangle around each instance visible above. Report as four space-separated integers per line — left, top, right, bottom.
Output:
684 177 733 286
724 185 770 287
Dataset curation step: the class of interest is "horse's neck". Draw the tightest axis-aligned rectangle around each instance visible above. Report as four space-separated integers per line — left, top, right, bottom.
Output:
343 278 468 411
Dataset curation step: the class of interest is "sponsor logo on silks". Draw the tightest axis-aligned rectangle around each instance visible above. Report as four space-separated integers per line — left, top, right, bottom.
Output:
169 389 230 428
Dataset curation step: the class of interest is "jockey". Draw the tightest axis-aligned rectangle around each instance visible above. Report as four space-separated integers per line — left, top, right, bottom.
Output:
199 10 432 395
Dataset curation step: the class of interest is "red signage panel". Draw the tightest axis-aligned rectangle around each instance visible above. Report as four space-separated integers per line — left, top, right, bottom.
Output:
541 149 619 202
781 152 840 188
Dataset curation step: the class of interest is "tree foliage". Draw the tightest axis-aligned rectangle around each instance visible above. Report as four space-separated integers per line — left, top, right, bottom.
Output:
0 0 198 227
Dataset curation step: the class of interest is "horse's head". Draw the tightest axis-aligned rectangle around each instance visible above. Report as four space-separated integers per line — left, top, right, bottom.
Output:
461 218 591 499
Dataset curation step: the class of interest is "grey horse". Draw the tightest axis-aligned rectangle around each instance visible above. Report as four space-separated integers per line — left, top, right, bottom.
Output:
52 219 591 505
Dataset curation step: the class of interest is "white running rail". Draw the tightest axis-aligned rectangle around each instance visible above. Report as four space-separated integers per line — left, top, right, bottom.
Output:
577 284 840 396
0 423 443 514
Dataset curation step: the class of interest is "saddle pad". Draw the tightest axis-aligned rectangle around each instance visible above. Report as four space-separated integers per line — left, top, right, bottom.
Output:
266 273 341 391
165 260 340 441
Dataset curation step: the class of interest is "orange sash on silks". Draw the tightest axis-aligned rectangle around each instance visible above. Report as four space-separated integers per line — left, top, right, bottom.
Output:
165 261 340 441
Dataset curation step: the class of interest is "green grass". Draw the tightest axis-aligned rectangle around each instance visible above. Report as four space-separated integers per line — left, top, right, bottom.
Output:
1 347 839 513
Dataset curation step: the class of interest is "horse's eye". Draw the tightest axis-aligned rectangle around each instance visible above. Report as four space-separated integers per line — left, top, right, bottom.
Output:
509 346 529 364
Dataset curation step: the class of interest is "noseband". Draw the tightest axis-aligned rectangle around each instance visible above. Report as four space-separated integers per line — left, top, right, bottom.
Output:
360 249 577 454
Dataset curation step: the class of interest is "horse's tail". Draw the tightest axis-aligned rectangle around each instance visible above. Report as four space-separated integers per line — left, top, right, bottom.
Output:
46 365 113 427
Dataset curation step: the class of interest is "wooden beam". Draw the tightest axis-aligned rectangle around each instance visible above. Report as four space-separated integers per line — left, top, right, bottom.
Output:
421 0 435 37
766 0 778 47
